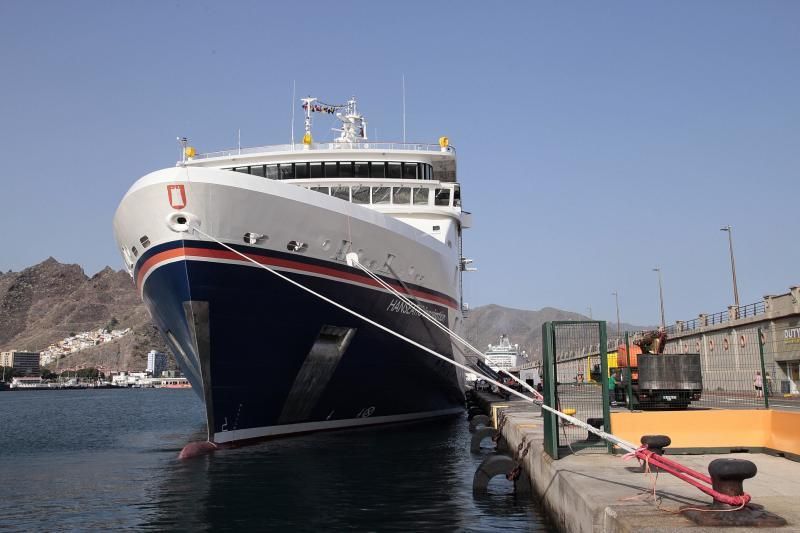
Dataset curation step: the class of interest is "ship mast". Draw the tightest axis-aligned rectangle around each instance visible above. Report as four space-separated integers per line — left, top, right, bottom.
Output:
300 95 368 145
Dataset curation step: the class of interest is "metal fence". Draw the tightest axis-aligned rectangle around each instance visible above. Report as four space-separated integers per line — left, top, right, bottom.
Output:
542 321 610 460
765 323 800 399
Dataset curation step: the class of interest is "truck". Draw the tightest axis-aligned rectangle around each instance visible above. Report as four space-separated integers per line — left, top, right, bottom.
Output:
590 330 703 409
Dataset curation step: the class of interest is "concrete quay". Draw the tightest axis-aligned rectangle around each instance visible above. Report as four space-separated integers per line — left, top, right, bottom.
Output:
470 392 800 532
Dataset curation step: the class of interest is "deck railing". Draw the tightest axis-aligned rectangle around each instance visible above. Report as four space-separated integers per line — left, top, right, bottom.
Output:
187 142 452 161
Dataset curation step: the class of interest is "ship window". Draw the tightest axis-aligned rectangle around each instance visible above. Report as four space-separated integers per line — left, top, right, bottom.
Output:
392 186 410 204
413 187 429 205
279 163 294 180
352 185 370 204
388 162 402 179
453 184 461 207
435 188 451 206
234 167 249 174
310 163 323 178
295 162 309 179
250 165 265 177
139 235 151 248
324 162 339 178
370 162 386 179
131 246 139 257
339 162 354 178
266 165 279 180
372 186 390 204
355 162 369 178
311 186 329 195
402 163 417 180
331 186 350 201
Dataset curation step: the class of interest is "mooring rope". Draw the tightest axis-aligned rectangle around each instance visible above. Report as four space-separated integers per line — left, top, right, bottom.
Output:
184 225 751 507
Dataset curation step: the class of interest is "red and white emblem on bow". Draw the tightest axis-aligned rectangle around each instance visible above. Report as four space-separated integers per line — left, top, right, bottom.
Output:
167 184 187 209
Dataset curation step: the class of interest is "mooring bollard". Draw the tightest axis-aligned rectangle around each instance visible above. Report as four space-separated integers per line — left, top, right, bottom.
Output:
469 414 491 433
639 434 671 473
682 458 787 527
585 418 604 442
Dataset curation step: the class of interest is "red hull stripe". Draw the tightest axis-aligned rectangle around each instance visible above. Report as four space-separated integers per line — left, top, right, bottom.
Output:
137 247 458 310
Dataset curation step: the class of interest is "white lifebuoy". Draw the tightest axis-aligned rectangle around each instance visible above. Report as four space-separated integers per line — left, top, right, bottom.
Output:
723 338 730 351
740 335 746 348
709 339 715 351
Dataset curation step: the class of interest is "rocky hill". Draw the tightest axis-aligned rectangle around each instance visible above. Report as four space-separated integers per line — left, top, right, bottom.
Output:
463 304 649 358
0 258 168 372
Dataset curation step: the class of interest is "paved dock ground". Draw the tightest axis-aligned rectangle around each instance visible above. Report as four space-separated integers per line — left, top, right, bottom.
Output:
472 392 800 532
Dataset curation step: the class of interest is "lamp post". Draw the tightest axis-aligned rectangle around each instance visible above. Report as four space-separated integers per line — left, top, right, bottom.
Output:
653 268 666 330
612 291 621 338
720 225 740 316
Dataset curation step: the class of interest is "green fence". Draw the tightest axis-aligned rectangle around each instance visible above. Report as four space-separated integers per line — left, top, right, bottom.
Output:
542 321 610 460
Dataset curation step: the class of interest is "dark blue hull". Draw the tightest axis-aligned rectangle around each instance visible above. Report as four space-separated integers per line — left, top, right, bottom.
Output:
137 240 465 443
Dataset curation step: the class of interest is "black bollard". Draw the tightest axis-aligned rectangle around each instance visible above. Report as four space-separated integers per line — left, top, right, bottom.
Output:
639 435 670 473
682 458 786 527
585 418 604 442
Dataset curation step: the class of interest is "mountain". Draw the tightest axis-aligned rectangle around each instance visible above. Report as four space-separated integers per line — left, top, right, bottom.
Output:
0 258 169 372
463 304 651 359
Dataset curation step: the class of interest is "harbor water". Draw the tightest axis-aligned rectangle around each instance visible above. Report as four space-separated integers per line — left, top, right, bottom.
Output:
0 389 552 531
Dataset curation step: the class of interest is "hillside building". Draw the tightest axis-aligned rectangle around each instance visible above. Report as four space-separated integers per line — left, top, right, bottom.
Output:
146 350 168 377
0 350 42 376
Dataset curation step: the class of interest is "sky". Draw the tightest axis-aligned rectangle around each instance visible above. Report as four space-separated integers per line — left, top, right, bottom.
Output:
1 1 798 328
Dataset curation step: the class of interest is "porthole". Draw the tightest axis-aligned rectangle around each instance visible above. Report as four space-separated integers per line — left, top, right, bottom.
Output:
287 241 308 253
131 246 139 257
139 235 150 248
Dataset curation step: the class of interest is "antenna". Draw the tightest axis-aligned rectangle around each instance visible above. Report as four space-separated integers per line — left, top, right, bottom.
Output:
402 74 406 142
290 80 296 147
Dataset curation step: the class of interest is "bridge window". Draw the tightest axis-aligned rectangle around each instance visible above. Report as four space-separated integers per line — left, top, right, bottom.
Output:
339 162 354 178
234 167 249 173
435 188 451 206
332 186 350 201
388 162 402 179
413 187 429 205
266 165 278 180
352 185 370 204
372 186 390 204
355 162 370 178
250 165 265 177
295 162 309 179
402 162 417 180
370 162 386 179
324 162 339 178
310 163 323 178
393 186 410 204
279 164 294 180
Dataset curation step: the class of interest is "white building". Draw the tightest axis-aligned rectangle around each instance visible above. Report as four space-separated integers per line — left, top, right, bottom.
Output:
146 350 168 377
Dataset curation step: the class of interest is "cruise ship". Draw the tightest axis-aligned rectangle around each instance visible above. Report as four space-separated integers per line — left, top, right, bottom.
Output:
484 335 520 373
113 97 473 444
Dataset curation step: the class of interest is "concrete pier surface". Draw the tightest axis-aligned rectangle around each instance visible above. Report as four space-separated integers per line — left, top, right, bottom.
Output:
472 393 800 532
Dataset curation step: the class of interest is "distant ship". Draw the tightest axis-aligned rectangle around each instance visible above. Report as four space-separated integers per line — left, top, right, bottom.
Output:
484 335 520 373
113 96 473 444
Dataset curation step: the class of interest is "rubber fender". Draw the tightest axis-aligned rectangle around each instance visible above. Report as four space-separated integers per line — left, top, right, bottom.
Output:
472 454 531 496
470 427 497 453
467 406 484 420
469 414 491 433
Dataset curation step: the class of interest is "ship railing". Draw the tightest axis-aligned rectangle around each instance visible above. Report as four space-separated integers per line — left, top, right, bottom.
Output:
291 179 462 209
189 142 453 161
